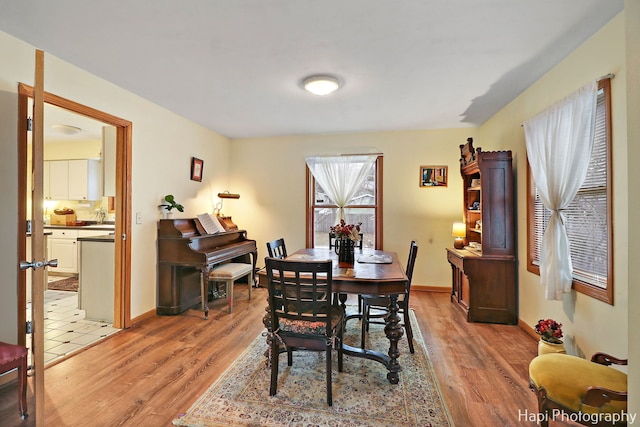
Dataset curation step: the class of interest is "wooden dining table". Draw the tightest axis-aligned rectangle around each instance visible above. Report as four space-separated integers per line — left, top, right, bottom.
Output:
258 247 409 384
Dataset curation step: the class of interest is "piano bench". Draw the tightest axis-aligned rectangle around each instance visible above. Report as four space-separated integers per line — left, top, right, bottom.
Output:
208 263 253 315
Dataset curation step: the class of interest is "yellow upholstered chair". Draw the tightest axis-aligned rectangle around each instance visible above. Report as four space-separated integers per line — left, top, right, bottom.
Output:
529 352 628 427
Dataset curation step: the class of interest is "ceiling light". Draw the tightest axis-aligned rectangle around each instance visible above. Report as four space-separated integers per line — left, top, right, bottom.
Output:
302 75 340 96
51 124 82 135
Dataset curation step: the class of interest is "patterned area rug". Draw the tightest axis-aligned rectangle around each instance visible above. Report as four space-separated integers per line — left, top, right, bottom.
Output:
173 309 452 427
47 277 79 292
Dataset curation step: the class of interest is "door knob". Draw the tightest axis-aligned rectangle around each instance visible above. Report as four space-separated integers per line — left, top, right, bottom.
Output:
19 259 58 270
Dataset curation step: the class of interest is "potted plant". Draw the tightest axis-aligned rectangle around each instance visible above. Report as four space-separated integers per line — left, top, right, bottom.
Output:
535 318 566 355
159 195 184 218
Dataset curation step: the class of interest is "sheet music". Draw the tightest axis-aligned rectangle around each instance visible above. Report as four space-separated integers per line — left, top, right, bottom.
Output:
196 213 226 235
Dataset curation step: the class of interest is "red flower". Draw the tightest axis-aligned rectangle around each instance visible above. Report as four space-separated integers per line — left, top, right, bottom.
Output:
535 319 563 343
330 219 362 241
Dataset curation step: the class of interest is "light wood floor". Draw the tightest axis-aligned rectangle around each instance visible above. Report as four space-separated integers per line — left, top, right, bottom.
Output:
1 288 553 426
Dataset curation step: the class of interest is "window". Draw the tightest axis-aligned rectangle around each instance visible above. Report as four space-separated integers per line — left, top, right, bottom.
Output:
306 155 383 249
527 78 613 304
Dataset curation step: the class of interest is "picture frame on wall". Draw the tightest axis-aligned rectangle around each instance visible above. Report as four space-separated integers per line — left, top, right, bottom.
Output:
419 165 448 187
191 157 203 182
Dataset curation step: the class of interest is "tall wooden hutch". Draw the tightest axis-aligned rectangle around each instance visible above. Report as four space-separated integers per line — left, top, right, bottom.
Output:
446 138 517 324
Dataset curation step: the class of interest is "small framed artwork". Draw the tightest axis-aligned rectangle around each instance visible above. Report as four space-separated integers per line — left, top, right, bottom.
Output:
191 157 204 182
419 165 448 187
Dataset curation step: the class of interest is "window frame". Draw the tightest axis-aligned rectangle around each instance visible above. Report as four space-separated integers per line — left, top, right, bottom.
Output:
306 155 383 249
526 78 613 304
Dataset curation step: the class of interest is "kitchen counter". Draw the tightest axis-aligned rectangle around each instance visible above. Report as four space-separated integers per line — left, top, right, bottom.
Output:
45 224 115 231
77 234 115 242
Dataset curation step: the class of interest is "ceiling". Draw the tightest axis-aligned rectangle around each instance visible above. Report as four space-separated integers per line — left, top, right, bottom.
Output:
0 1 624 139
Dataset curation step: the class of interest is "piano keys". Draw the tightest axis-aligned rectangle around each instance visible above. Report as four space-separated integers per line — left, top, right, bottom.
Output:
157 218 257 316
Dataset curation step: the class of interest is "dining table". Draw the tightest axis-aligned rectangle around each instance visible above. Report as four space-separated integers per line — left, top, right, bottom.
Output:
258 247 409 384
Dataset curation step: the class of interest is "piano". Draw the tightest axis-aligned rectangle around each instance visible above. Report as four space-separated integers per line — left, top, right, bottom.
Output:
157 218 257 316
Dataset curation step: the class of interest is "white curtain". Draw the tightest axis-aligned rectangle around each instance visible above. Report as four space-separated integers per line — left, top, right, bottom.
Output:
523 81 598 300
305 155 376 223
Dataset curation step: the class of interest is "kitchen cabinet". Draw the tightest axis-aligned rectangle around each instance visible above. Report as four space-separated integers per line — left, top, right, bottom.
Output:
78 235 114 322
44 159 103 201
48 229 78 274
47 227 113 274
45 160 70 200
447 138 517 324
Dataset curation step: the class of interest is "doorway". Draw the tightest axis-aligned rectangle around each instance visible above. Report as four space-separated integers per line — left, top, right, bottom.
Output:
17 84 133 358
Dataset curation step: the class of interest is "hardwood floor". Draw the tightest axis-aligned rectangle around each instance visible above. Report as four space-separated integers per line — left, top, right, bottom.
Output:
1 288 551 426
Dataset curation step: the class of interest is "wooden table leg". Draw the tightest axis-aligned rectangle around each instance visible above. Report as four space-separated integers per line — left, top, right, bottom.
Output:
384 294 404 384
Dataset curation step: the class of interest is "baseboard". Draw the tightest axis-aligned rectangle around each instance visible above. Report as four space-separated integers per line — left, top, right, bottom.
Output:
411 285 450 293
132 308 157 325
518 319 540 342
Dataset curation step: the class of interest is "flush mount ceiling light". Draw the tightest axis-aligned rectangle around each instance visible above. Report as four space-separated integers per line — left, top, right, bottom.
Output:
51 124 82 135
302 75 340 96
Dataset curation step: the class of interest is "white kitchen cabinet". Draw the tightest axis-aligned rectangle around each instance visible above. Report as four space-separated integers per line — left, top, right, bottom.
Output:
48 229 79 274
44 159 103 201
46 160 70 200
47 228 113 274
102 126 116 197
68 159 102 200
78 237 114 322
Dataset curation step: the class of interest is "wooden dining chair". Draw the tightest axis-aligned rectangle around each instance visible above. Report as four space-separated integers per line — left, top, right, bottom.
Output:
360 241 419 353
0 342 29 420
266 238 287 259
265 257 344 406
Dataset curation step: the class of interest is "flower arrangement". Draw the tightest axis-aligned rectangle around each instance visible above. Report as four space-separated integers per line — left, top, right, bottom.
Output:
330 219 362 241
535 318 563 344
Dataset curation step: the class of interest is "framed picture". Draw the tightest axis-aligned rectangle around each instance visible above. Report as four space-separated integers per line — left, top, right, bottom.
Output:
191 157 203 182
419 165 448 187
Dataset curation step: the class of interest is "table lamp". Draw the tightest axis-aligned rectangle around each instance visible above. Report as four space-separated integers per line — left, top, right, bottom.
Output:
452 222 466 249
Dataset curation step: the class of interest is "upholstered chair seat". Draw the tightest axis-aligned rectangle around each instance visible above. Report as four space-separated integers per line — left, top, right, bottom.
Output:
529 352 627 427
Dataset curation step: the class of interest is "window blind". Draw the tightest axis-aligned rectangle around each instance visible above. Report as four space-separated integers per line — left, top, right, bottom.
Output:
532 86 608 289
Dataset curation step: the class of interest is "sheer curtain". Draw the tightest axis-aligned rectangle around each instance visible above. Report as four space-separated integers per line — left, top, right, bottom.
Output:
305 155 376 223
523 81 598 300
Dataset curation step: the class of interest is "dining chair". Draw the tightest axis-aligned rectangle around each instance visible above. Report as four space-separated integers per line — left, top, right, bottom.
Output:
265 257 344 406
266 238 287 259
360 241 418 353
0 342 28 420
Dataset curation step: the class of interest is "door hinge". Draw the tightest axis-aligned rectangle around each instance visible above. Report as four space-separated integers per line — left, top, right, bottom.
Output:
26 321 33 334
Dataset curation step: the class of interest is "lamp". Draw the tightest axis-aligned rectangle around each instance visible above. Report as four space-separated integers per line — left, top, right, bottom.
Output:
51 124 81 135
452 222 466 249
302 75 340 96
213 191 241 230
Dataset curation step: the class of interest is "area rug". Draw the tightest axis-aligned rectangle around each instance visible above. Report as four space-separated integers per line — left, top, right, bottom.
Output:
47 277 79 292
173 309 452 427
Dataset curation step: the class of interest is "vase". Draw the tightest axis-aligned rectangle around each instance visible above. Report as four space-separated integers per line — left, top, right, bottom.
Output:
538 339 566 356
335 238 355 267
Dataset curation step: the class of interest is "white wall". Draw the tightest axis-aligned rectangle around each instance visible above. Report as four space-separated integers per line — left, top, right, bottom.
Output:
0 30 231 343
229 128 476 289
625 0 639 416
478 13 628 360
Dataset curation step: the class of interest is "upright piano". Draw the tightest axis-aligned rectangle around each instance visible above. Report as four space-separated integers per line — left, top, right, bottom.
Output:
157 218 258 315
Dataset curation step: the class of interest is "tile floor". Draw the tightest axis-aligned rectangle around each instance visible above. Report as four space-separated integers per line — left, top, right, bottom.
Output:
26 277 120 367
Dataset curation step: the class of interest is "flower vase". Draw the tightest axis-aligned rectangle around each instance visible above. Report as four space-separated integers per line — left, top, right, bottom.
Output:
335 238 355 267
538 339 566 356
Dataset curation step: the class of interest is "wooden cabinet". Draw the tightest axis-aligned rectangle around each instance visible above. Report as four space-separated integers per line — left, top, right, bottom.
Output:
44 159 103 201
447 138 517 324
